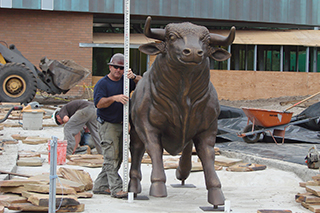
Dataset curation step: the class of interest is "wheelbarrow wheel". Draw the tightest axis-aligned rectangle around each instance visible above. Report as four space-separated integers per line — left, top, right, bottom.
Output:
242 124 261 143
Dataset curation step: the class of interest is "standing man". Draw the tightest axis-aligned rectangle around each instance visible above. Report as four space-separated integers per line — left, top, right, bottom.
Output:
53 100 102 155
93 53 141 198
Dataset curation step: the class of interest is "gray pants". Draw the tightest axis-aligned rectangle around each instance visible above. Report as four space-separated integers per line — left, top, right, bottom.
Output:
93 121 123 196
64 105 102 155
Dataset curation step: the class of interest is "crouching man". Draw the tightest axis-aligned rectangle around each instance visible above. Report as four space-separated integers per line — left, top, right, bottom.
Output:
53 100 102 155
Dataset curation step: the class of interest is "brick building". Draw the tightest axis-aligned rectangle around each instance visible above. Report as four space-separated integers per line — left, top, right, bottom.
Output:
1 0 320 101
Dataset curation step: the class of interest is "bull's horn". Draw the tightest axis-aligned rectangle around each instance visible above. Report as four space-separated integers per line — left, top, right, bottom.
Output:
144 16 165 41
209 26 236 46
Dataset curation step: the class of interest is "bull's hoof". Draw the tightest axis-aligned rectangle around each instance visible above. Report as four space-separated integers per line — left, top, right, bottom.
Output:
149 181 167 197
128 178 142 194
208 187 225 205
175 166 190 181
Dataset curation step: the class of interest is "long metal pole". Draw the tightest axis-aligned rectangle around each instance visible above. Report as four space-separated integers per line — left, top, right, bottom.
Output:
254 45 257 71
49 136 58 213
280 45 283 72
306 47 309 72
122 0 130 193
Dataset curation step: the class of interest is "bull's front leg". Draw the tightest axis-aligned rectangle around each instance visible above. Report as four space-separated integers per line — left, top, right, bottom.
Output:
128 126 145 195
144 131 167 197
148 141 167 197
194 123 225 206
133 122 167 197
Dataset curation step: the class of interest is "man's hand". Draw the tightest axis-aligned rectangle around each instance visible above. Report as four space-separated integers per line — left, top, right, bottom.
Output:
127 68 136 80
113 94 129 105
62 115 69 123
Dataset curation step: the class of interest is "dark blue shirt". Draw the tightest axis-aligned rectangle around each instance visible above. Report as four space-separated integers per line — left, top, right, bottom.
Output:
94 75 136 123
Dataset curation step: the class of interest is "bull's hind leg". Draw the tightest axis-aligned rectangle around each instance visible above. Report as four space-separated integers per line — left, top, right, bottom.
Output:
128 127 145 194
175 141 193 182
194 127 225 206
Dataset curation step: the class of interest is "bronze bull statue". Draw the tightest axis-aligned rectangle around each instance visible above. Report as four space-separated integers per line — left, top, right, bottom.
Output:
129 16 235 206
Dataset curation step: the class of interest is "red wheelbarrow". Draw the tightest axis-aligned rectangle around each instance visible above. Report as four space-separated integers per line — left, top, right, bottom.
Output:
237 107 319 144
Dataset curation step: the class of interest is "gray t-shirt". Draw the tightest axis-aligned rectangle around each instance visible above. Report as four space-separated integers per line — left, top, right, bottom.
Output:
58 100 93 119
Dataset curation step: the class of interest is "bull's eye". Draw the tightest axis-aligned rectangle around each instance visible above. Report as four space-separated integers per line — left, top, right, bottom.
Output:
202 35 210 44
169 34 177 41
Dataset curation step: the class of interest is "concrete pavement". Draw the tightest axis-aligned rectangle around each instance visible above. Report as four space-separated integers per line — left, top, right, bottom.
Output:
0 109 319 213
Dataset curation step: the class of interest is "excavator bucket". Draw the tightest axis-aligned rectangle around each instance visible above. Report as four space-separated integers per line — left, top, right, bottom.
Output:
40 58 91 91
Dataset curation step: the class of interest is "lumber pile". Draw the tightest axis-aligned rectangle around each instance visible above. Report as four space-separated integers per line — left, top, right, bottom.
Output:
296 174 320 212
0 167 93 212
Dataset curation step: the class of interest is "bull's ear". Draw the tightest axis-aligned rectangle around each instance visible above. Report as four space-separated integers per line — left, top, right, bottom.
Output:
139 42 165 55
209 48 231 62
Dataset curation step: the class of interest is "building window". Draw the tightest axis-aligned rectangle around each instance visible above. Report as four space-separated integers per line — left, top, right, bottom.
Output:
283 46 308 72
0 0 12 8
230 45 255 71
41 0 53 10
256 45 281 71
225 44 318 72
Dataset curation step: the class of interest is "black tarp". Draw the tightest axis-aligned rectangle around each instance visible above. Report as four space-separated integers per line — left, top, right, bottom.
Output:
216 104 320 165
217 104 320 144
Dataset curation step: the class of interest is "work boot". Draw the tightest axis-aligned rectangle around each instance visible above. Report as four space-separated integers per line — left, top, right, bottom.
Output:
75 145 91 155
112 190 128 198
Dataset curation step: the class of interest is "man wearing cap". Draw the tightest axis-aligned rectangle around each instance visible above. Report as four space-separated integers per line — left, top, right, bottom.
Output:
93 53 141 198
54 100 102 155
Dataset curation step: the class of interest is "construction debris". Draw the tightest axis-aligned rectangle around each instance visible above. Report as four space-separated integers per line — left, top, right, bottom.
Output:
67 154 103 167
1 139 18 145
0 194 27 206
11 134 28 140
22 191 80 207
0 167 93 212
16 157 44 167
0 170 31 178
214 155 243 167
296 174 320 212
21 136 50 145
24 183 77 195
7 202 85 212
18 150 41 158
226 163 267 172
15 150 45 167
58 167 93 191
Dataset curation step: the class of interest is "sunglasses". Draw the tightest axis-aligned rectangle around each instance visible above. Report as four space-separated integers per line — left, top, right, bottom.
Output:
112 65 124 70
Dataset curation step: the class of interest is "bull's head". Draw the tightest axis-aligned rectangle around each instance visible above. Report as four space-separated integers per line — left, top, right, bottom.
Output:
139 16 235 64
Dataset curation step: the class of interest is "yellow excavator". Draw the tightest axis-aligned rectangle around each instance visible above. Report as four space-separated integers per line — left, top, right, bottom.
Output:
0 41 90 104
